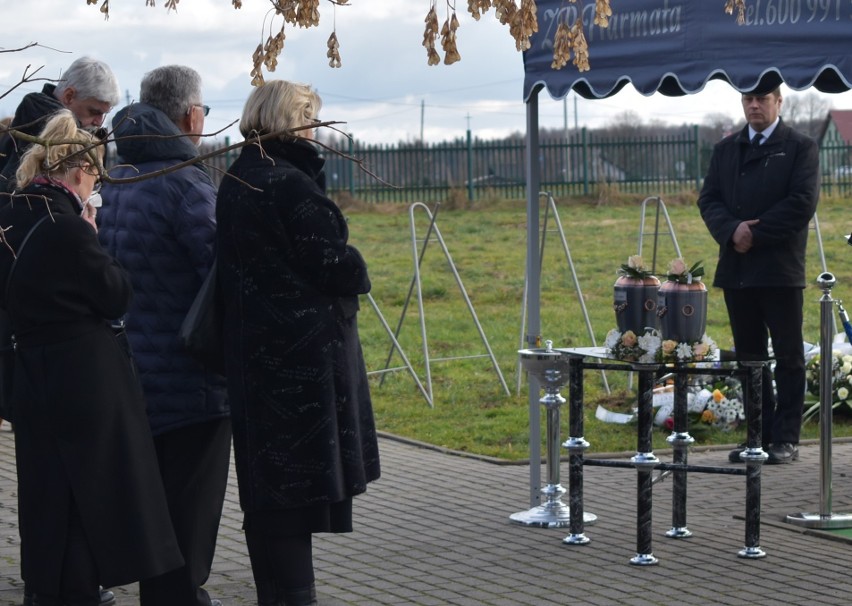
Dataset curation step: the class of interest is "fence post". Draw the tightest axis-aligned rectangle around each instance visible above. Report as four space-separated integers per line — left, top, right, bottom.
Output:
693 124 701 191
467 128 474 202
582 127 589 196
348 135 355 197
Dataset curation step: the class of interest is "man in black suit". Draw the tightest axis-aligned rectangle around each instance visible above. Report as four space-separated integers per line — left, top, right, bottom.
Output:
698 83 820 464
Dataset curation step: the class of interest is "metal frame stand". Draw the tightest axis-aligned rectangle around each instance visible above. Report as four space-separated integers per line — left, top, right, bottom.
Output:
637 196 682 273
786 272 852 529
365 293 432 406
378 202 510 406
517 192 608 395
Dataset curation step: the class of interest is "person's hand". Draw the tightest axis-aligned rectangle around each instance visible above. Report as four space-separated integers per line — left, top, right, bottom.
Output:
81 201 98 233
732 219 759 253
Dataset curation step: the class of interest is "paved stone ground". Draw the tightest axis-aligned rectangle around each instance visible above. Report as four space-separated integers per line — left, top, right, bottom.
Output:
2 421 852 605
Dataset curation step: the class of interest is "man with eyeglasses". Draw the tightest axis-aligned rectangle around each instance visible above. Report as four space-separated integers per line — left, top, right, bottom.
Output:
98 65 229 606
0 56 119 195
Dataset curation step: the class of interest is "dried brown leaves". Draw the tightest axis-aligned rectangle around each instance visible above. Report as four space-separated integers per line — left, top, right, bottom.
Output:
441 11 461 65
725 0 747 25
423 4 441 66
467 0 491 21
327 32 341 68
551 17 589 72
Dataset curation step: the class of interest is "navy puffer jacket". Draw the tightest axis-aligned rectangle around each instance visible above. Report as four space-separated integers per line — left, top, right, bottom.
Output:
98 103 228 435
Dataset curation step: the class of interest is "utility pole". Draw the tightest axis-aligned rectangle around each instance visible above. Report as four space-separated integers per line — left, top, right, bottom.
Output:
420 99 425 143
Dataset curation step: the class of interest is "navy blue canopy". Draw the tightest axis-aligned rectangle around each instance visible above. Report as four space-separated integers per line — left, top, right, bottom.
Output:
523 0 852 101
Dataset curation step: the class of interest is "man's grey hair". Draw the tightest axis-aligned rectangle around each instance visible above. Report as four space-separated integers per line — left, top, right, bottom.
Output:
140 65 203 124
54 56 120 106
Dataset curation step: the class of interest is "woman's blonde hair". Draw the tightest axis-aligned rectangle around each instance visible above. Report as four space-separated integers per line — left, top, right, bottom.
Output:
239 80 322 139
15 109 103 189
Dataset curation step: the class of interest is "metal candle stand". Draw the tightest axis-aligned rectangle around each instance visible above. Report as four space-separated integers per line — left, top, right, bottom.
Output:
786 272 852 529
511 341 598 528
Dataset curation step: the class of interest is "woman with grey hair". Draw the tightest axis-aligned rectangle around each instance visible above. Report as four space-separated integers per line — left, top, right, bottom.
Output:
216 80 381 606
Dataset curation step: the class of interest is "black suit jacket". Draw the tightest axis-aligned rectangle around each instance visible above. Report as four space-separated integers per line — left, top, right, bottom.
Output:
698 119 820 289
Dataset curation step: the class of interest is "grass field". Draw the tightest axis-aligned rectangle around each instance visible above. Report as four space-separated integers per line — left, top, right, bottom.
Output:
340 189 852 460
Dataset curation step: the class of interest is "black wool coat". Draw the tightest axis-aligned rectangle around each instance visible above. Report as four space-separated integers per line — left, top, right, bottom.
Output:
0 183 183 592
216 138 381 512
698 119 820 289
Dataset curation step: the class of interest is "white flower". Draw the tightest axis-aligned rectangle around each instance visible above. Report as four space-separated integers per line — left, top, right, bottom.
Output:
604 329 621 349
675 342 693 360
838 387 849 401
637 333 661 356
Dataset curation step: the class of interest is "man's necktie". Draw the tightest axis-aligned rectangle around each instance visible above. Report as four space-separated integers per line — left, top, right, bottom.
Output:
751 133 763 148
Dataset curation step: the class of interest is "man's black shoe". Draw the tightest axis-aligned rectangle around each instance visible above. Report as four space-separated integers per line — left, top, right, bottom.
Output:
728 443 747 463
766 442 799 464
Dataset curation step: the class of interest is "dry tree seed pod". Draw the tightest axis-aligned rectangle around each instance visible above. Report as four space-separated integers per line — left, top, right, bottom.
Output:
551 21 571 70
494 0 516 25
232 0 242 7
327 32 342 68
146 0 155 6
725 0 747 24
423 5 440 64
594 0 612 27
100 0 110 19
250 43 266 87
570 17 590 72
165 0 179 11
467 0 491 21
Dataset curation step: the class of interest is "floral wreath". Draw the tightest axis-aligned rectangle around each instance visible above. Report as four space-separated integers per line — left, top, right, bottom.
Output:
604 328 718 364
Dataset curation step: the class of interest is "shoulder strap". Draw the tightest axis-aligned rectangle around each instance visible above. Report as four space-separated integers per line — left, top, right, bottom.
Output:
5 215 51 300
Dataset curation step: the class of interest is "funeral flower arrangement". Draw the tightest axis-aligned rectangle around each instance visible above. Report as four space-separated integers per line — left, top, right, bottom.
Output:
665 257 705 284
652 378 744 433
617 254 655 280
604 328 718 364
804 350 852 422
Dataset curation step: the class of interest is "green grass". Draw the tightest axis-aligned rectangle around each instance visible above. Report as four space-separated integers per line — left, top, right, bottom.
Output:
342 191 852 460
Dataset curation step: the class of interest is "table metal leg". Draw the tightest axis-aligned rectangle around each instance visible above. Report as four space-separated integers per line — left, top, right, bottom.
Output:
666 372 694 539
739 362 767 559
563 354 592 545
630 367 659 565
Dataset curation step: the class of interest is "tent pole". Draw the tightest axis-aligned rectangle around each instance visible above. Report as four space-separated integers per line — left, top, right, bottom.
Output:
525 86 543 508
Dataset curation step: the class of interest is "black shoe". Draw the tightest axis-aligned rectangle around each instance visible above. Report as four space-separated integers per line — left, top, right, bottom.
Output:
24 587 113 606
766 442 799 464
728 443 747 463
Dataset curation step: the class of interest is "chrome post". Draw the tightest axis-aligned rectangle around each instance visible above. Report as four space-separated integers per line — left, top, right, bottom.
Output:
787 272 852 529
511 342 597 528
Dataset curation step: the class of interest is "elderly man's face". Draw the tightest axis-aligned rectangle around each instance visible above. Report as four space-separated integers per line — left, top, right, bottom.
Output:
741 92 782 132
61 88 111 128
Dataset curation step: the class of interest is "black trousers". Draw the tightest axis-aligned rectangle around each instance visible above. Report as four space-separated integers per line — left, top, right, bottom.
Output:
139 417 232 606
724 287 806 445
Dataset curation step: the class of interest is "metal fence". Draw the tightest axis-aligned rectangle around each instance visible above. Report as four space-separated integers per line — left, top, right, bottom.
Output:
203 130 852 202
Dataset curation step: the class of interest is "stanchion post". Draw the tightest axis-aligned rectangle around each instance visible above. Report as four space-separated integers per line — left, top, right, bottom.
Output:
786 272 852 528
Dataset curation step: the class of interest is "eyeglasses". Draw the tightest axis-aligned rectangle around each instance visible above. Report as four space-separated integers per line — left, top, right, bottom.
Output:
192 104 210 117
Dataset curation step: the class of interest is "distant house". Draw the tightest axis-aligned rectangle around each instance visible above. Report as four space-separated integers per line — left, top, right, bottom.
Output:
818 109 852 178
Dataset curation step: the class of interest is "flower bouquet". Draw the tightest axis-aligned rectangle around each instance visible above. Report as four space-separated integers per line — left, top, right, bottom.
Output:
804 350 852 422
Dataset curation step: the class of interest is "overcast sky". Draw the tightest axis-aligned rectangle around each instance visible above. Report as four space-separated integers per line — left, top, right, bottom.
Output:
3 0 852 145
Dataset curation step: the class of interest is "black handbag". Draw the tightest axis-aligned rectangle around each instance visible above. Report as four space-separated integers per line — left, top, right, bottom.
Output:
178 259 225 374
0 215 50 422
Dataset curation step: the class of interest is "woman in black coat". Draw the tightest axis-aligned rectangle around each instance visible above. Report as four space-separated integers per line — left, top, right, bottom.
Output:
216 81 380 606
0 111 183 605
